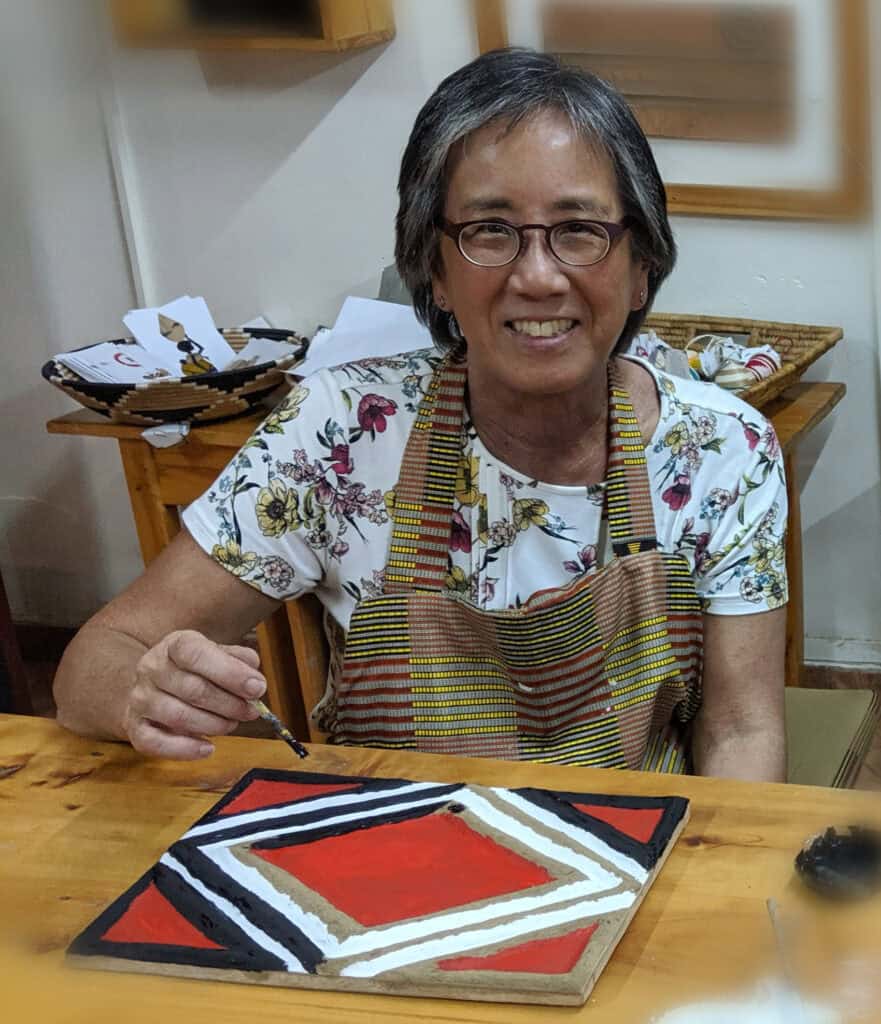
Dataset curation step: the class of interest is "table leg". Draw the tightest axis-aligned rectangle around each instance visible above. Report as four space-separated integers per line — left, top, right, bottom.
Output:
784 452 804 687
118 439 181 565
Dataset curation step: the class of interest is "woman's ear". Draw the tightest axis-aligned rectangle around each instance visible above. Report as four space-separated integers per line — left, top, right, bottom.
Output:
432 273 449 311
630 263 650 311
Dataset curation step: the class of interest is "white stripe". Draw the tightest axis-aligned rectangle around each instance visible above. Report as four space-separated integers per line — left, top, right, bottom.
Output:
334 880 606 959
204 846 340 954
185 782 453 840
341 892 635 978
159 854 305 973
454 790 624 889
203 794 463 851
491 790 649 885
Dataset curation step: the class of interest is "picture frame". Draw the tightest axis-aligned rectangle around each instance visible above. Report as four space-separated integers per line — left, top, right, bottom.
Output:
475 0 870 220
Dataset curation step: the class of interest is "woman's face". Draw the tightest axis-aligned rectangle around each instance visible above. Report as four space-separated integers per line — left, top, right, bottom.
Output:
434 110 648 400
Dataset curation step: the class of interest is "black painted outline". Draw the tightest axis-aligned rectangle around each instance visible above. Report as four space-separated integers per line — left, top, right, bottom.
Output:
513 789 689 871
186 785 464 847
68 861 289 972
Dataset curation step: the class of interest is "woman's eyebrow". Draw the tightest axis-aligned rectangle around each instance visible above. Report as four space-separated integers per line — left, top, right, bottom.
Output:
459 196 612 217
553 197 611 217
461 197 515 214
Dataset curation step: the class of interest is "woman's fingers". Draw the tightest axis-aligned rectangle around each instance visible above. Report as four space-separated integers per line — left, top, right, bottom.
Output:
128 716 217 761
164 631 266 701
155 670 258 723
134 690 240 740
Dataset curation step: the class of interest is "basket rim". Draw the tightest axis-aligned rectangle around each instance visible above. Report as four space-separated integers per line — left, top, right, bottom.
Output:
41 328 304 393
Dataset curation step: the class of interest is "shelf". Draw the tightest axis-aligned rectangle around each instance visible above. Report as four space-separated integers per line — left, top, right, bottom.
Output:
110 0 395 53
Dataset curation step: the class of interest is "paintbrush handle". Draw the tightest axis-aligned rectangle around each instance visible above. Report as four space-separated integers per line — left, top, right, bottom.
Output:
250 699 309 759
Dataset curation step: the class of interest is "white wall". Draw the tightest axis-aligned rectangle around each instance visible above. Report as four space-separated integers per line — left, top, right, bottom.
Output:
4 0 879 664
0 0 139 626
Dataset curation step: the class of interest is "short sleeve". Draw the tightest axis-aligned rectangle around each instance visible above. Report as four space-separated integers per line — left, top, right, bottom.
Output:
182 372 348 601
695 419 789 616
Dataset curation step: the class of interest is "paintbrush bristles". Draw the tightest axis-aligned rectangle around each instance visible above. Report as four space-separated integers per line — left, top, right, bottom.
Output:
251 699 309 759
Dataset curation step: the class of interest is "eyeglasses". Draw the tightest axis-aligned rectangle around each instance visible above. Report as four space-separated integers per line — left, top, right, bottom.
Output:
440 217 636 268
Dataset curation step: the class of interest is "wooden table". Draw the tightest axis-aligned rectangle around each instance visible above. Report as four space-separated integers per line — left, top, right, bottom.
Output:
46 381 846 727
2 715 879 1023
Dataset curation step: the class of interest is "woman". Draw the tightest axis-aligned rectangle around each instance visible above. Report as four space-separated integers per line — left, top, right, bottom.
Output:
55 49 787 780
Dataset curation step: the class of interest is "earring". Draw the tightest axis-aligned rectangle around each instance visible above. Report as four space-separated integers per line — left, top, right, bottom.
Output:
436 296 448 310
640 289 648 305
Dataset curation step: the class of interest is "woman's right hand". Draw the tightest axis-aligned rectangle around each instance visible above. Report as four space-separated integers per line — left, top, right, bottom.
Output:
124 629 267 760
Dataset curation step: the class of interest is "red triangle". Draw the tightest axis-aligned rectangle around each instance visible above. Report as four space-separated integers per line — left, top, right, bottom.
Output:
438 925 598 974
102 882 224 949
219 779 362 816
571 803 665 844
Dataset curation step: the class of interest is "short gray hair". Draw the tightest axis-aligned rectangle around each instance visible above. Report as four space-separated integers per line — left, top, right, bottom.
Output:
395 48 676 351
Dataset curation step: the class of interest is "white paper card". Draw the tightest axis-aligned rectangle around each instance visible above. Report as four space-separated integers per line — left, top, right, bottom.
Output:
56 342 175 384
289 297 432 378
225 337 298 370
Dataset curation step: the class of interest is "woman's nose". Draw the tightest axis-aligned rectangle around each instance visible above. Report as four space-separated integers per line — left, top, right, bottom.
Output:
507 231 570 297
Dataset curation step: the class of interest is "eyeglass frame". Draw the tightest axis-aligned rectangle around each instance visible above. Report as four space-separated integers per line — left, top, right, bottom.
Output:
439 215 638 268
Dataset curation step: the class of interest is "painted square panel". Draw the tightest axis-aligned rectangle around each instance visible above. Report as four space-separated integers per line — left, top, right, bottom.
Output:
68 769 689 1005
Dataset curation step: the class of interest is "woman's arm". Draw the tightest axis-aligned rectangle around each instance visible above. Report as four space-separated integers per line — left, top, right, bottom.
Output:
692 608 787 782
54 529 280 759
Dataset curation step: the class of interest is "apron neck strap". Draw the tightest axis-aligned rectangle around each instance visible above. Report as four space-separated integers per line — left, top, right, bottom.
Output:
605 360 659 556
384 348 468 594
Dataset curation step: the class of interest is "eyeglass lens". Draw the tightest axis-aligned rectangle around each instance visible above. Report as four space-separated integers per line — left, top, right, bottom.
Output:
458 222 611 267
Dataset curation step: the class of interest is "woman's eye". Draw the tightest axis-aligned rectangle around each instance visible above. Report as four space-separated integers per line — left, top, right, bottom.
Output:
477 223 511 236
560 221 598 236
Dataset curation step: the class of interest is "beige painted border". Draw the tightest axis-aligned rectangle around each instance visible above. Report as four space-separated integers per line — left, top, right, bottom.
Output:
475 0 870 220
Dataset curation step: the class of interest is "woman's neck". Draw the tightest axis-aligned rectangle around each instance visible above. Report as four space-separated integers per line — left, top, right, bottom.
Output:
467 362 611 486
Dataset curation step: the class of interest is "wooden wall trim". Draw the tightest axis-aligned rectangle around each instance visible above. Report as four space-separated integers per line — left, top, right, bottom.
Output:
476 0 871 221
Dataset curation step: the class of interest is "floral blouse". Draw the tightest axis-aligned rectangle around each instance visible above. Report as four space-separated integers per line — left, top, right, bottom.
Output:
183 349 788 636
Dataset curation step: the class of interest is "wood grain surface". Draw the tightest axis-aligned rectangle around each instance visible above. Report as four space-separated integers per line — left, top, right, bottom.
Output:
3 716 880 1023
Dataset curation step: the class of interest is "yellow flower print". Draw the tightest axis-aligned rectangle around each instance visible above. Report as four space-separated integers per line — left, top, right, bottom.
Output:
512 498 549 532
762 571 787 609
211 540 258 577
444 565 470 593
261 383 309 435
256 479 301 537
455 454 481 507
663 422 689 456
477 494 490 545
750 538 785 575
383 489 396 514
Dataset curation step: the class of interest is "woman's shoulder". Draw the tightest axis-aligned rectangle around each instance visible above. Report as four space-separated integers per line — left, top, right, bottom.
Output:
624 355 773 438
317 346 444 393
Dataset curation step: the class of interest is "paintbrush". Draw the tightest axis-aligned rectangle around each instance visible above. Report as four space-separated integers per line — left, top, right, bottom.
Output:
249 698 309 759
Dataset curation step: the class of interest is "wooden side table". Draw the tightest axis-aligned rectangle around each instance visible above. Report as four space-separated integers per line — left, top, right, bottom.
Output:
47 380 845 736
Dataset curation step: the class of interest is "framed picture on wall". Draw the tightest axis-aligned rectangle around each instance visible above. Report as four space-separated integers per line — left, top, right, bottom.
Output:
475 0 870 220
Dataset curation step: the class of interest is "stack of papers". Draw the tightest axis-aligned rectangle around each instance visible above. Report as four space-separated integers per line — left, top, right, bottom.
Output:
289 297 432 378
55 298 295 384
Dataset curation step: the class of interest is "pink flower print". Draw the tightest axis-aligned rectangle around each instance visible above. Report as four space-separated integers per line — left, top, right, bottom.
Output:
662 473 692 511
743 423 761 451
329 443 354 476
564 545 598 576
450 510 472 553
761 425 781 460
694 531 712 574
357 394 398 434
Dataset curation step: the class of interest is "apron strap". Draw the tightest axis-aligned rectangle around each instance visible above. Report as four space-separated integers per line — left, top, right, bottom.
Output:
384 349 467 594
605 360 659 556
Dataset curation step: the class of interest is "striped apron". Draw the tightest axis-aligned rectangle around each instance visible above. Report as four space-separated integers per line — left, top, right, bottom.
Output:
335 352 703 772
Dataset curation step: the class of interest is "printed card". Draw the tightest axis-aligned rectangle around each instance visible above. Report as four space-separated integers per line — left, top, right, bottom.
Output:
124 297 236 377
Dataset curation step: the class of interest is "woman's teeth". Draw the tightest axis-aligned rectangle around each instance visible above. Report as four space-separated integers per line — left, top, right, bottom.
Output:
510 319 576 337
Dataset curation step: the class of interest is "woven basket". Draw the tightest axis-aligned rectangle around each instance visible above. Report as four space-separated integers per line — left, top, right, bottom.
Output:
42 328 306 427
644 313 842 409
